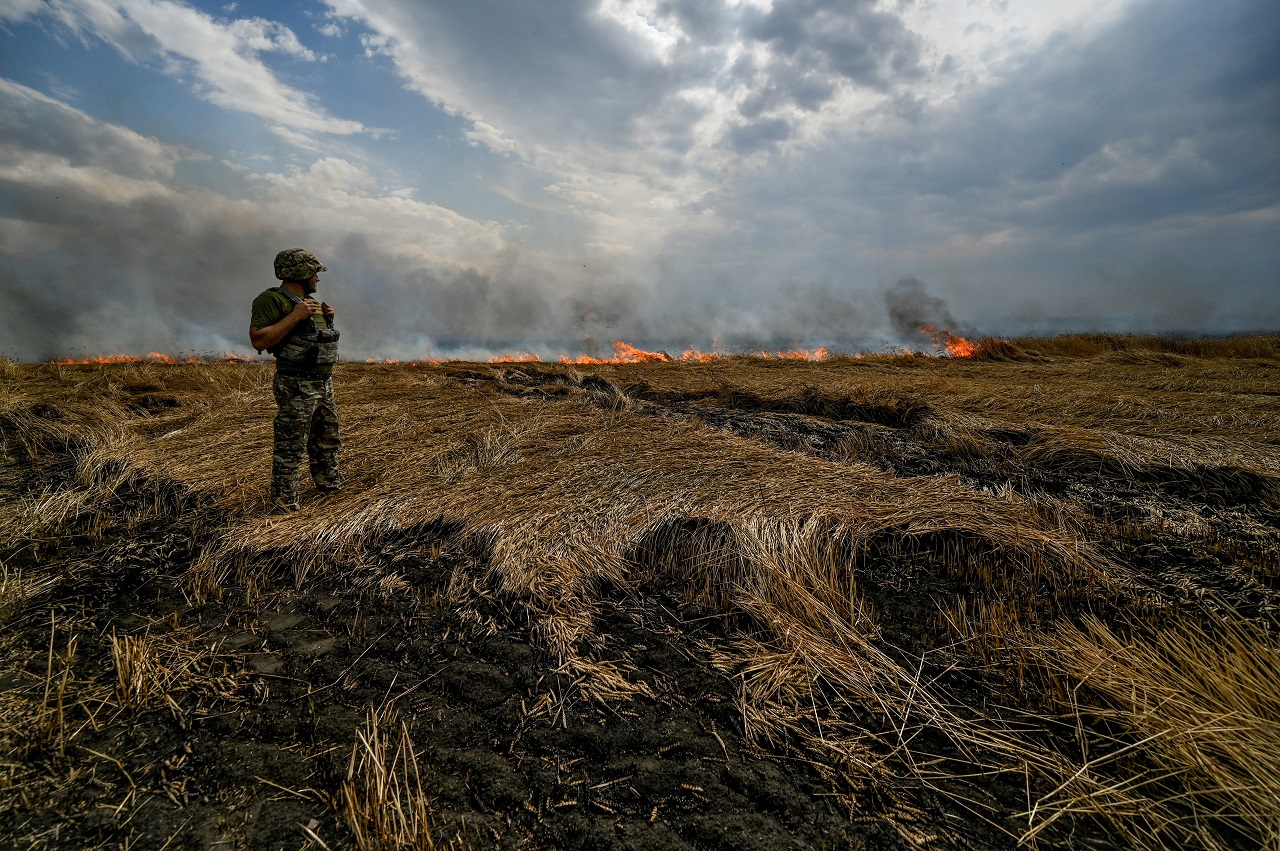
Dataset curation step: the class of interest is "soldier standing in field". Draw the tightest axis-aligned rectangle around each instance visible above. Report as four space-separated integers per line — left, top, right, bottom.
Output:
249 249 343 513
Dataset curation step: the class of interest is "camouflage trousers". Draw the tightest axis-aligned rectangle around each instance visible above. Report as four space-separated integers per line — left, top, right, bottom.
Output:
271 373 341 510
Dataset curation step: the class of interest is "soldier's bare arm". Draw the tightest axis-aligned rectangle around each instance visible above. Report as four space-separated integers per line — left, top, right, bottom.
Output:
250 301 320 352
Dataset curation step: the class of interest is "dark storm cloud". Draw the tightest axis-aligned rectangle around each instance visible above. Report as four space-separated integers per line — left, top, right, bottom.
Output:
896 0 1279 231
728 117 793 154
735 56 838 119
338 0 926 170
700 0 924 155
653 0 729 41
688 0 1278 333
745 0 924 91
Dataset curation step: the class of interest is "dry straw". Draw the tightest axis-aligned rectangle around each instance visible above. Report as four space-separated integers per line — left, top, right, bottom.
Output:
4 336 1278 847
1031 613 1280 850
340 704 464 851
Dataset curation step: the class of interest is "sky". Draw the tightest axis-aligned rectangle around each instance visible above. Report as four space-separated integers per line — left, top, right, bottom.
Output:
0 0 1276 361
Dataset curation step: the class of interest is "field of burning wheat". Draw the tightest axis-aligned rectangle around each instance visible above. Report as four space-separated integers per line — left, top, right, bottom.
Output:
2 334 1279 850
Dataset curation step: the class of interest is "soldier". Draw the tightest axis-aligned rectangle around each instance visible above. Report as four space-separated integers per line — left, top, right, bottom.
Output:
249 249 343 513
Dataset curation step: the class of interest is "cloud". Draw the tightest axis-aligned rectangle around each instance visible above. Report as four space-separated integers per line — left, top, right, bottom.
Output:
655 0 1280 332
2 0 1276 361
464 119 521 156
321 0 930 174
744 0 924 92
0 77 897 361
21 0 364 137
226 16 318 60
0 78 180 181
315 0 942 305
0 80 529 360
0 0 46 24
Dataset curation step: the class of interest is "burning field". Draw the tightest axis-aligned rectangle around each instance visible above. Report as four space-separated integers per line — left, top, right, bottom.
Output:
2 333 1279 850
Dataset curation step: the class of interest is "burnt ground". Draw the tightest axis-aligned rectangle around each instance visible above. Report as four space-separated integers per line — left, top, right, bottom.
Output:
2 363 1278 850
0 497 981 851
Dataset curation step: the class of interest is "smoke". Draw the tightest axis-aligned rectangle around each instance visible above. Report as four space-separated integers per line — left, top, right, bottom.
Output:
882 276 975 341
0 181 891 362
0 77 1080 362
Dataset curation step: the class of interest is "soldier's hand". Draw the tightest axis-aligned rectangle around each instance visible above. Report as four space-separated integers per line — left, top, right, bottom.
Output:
321 302 335 321
292 300 321 320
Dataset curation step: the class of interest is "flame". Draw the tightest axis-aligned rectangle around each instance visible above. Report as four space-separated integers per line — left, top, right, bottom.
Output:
674 346 829 362
489 351 544 364
919 325 978 358
558 341 671 365
679 347 721 363
52 354 148 364
51 341 841 366
51 352 259 365
485 342 830 364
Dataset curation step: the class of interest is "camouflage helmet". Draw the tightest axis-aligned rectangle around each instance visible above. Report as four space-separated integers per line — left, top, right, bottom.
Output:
273 248 327 281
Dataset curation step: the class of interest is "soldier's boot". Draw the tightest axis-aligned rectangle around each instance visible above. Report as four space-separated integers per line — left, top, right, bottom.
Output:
270 495 301 514
310 458 342 494
270 475 301 514
312 466 343 494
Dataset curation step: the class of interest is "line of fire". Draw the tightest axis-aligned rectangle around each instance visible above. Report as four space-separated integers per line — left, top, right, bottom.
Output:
49 327 982 365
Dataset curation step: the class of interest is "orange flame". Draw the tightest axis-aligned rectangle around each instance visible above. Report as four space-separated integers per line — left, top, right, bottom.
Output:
52 342 842 366
489 351 543 364
558 341 671 365
423 341 833 365
919 325 978 358
679 347 722 363
50 352 258 365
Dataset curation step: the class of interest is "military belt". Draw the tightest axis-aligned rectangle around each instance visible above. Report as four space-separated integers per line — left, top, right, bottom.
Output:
275 367 333 380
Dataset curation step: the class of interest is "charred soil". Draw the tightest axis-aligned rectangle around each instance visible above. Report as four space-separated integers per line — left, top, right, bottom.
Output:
1 497 962 851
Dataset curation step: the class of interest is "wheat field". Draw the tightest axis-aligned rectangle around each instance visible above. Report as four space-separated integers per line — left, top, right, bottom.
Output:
2 334 1278 850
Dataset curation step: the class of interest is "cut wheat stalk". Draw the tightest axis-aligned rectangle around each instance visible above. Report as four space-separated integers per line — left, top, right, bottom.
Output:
338 704 462 851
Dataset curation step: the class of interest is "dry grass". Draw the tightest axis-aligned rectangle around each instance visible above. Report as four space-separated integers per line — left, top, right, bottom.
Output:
3 333 1279 848
339 705 464 851
29 614 78 760
0 544 256 843
1030 614 1280 850
109 630 246 713
0 564 62 624
980 332 1280 361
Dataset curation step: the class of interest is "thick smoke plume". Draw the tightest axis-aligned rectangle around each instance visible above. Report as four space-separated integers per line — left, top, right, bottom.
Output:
883 277 976 341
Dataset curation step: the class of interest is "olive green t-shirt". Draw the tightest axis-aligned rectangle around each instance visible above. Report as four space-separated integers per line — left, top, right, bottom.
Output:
251 288 334 375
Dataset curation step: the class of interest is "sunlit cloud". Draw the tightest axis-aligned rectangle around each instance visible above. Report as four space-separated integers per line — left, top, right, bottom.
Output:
21 0 365 136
